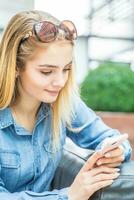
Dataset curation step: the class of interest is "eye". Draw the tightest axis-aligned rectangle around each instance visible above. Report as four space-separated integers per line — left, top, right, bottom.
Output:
63 68 71 72
40 67 71 76
41 71 52 75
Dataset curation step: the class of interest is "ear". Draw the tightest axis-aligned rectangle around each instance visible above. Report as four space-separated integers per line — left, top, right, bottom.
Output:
15 67 20 78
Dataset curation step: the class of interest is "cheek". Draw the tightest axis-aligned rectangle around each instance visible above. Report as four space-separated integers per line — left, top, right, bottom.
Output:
20 72 47 91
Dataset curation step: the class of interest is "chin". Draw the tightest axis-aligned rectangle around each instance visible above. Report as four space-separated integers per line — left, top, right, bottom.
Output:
41 96 58 104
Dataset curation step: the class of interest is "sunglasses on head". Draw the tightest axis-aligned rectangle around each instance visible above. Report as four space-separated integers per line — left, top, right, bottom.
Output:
23 20 77 43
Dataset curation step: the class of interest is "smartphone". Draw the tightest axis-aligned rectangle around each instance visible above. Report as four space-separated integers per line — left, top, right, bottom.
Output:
100 133 128 154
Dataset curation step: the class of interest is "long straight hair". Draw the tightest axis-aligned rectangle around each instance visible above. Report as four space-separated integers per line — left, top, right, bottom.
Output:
0 10 80 148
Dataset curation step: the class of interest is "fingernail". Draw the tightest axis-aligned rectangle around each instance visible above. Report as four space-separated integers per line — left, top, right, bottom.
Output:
105 153 111 157
114 168 120 172
97 161 101 165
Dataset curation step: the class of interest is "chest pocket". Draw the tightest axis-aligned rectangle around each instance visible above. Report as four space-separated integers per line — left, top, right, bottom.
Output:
0 150 20 192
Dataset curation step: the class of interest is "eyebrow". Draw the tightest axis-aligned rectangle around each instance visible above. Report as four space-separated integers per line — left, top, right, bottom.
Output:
38 61 72 69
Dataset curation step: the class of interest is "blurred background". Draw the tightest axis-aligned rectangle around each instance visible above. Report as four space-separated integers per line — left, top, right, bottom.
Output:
0 0 134 158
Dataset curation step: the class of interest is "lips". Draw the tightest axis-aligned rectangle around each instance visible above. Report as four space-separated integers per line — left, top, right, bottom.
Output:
45 89 60 96
45 89 60 93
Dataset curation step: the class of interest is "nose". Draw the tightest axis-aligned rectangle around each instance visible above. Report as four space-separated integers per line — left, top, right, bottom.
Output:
52 73 66 88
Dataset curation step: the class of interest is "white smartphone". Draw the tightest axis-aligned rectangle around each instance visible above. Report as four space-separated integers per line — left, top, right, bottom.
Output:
100 133 128 154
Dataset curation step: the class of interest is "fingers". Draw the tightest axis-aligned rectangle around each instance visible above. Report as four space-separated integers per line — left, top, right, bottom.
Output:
90 172 120 184
100 134 128 155
101 162 122 168
90 180 114 193
83 168 120 196
88 166 120 176
81 146 124 172
70 163 120 199
80 151 103 172
104 146 124 158
83 166 120 185
96 154 124 166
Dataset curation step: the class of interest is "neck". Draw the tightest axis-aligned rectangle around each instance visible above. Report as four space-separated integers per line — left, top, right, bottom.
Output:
12 99 41 118
11 88 41 118
11 100 41 133
10 85 42 133
11 97 41 133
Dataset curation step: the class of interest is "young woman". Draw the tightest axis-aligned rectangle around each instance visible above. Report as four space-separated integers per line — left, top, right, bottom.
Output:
0 10 131 200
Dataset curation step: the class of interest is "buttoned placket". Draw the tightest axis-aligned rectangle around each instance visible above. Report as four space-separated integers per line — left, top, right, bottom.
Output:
25 106 50 191
23 125 41 191
32 133 41 178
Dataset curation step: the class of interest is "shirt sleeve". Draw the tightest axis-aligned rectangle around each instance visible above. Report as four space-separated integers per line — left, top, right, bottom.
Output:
66 97 132 161
0 178 69 200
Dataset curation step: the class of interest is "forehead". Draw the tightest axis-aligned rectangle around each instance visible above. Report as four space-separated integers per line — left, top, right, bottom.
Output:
32 41 74 67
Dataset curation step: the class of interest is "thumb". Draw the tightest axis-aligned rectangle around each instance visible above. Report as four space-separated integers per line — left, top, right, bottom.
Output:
80 151 103 172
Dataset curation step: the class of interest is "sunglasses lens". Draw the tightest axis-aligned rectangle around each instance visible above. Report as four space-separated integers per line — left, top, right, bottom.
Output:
60 20 77 40
34 21 57 42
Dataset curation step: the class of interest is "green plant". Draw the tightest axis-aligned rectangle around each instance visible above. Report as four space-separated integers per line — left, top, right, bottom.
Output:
80 62 134 112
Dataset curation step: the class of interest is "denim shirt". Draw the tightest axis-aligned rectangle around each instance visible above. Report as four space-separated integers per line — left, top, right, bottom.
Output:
0 98 132 200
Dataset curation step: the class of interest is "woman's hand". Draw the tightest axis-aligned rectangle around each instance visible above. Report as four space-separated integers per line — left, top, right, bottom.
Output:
96 145 124 167
68 151 120 200
96 134 127 168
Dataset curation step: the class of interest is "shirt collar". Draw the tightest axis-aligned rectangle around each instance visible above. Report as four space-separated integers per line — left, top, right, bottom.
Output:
36 102 50 124
0 107 13 129
0 103 50 130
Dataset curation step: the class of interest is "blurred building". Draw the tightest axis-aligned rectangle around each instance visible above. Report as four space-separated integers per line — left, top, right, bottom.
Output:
88 0 134 68
0 0 134 83
0 0 34 37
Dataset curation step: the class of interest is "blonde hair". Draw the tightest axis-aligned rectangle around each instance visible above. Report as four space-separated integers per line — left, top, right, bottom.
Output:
0 10 81 147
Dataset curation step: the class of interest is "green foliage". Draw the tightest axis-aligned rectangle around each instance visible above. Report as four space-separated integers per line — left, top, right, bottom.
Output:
80 62 134 112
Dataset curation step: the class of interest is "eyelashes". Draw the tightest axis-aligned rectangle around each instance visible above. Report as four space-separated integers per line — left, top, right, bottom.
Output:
40 68 71 75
